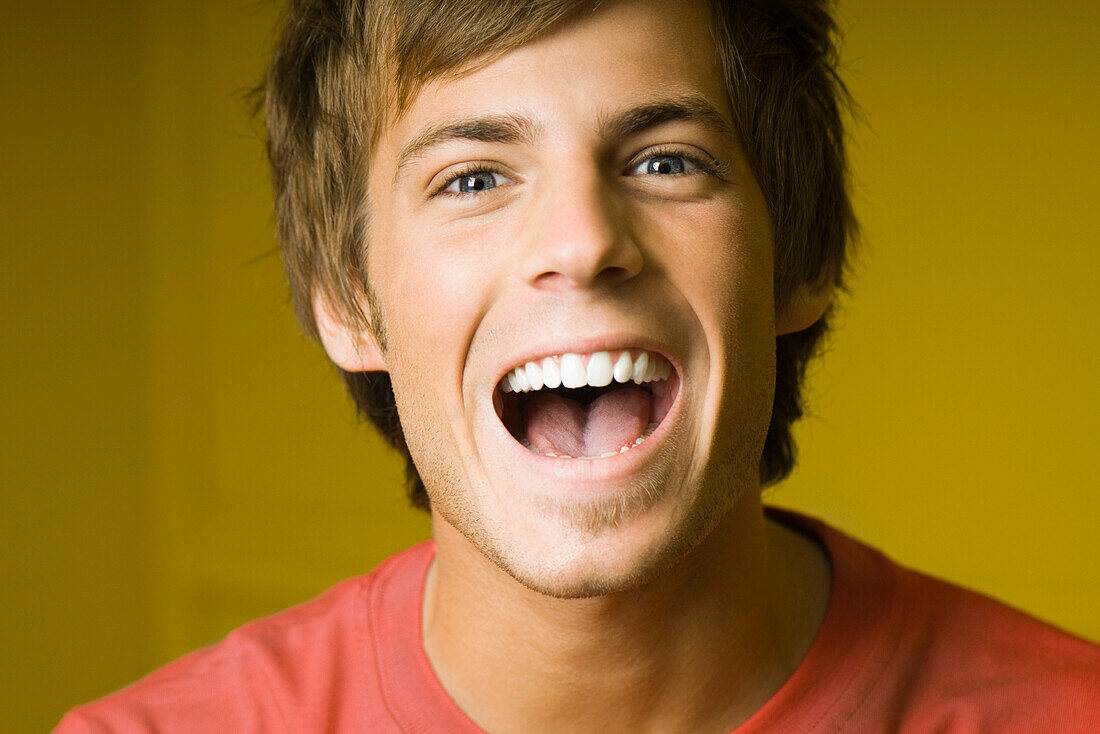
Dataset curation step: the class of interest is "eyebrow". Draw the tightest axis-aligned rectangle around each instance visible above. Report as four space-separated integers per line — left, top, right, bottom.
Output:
392 95 734 182
599 95 734 142
394 115 539 182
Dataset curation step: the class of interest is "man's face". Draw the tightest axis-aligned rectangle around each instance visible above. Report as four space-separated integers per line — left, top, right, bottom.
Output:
362 0 777 596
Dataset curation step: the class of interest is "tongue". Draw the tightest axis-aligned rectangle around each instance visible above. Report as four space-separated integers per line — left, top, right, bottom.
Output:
523 385 652 457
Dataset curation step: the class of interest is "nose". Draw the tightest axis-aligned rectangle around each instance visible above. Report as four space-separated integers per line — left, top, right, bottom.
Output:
519 164 643 291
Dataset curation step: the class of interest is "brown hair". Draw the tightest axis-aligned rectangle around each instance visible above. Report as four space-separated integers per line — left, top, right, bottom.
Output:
263 0 856 510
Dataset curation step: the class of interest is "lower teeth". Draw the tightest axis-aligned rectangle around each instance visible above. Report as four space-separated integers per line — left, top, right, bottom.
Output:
520 422 659 459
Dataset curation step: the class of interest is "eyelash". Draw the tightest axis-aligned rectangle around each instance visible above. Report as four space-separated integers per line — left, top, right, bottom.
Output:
629 145 723 179
431 146 723 198
432 162 508 198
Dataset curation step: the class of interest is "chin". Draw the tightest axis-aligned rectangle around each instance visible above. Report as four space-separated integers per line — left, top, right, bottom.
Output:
464 453 747 600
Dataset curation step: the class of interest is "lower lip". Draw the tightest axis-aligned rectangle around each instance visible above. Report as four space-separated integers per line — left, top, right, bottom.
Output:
490 370 683 486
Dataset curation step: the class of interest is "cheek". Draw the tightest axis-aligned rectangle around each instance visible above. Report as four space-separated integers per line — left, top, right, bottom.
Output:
717 213 775 343
643 196 775 339
373 216 502 349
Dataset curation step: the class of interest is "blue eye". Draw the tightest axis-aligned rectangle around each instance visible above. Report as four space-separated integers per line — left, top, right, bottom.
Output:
633 154 698 176
445 170 500 194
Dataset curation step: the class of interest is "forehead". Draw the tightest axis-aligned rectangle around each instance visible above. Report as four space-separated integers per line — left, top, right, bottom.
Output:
376 0 729 159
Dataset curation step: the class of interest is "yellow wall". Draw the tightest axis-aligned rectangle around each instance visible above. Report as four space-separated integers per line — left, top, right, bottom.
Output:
777 0 1100 639
2 0 1097 730
2 2 152 731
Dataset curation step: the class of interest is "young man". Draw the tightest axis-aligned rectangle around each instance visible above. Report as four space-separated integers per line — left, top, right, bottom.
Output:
58 0 1099 731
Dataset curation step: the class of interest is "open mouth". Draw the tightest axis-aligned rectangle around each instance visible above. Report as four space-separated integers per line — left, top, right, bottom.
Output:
495 349 679 460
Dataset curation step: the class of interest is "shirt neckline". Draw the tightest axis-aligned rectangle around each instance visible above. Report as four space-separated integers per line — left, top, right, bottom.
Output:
367 509 904 733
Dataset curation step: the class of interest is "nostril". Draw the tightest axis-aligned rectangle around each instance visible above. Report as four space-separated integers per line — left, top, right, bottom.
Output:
531 271 573 291
596 265 635 285
532 265 637 291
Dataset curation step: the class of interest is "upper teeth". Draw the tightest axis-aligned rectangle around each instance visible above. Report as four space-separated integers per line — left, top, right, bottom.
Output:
501 349 672 393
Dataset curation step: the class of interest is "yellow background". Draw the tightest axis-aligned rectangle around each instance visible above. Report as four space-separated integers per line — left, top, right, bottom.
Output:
2 0 1097 730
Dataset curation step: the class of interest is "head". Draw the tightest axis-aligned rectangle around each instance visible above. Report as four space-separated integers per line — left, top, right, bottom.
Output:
264 0 855 594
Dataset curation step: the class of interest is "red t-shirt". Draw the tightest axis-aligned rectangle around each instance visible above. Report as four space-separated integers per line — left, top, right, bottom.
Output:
56 513 1100 732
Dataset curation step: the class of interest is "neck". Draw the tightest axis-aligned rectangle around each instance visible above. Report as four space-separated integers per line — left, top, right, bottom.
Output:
422 497 830 734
